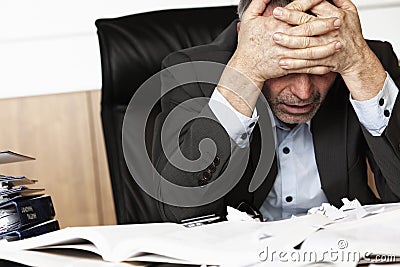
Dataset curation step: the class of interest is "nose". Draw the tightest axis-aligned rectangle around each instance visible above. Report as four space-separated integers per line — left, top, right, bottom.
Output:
290 74 313 101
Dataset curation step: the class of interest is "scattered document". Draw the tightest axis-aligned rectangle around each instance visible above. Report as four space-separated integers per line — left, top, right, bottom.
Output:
308 198 388 222
301 202 400 267
308 203 345 220
226 206 256 222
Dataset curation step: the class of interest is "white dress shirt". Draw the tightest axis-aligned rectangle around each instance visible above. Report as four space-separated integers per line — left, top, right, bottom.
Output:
209 73 399 220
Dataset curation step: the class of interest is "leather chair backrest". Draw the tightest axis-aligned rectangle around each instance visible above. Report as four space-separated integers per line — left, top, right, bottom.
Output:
96 6 238 223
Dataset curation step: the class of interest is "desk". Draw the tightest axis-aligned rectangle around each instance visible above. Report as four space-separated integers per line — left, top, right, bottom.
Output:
0 249 200 267
0 250 398 267
0 205 399 267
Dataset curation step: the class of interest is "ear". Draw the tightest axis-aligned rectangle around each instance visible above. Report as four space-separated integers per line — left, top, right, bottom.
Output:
237 22 241 32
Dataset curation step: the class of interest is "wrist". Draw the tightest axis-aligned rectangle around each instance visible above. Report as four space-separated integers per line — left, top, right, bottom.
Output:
228 52 265 90
341 46 386 101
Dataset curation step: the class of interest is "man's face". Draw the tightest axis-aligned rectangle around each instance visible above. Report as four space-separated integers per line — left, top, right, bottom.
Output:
238 4 338 125
258 4 337 125
263 72 337 125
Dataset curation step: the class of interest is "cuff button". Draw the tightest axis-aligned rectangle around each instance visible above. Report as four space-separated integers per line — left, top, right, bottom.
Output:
198 177 208 186
209 163 216 173
213 156 220 166
202 170 212 180
384 110 390 117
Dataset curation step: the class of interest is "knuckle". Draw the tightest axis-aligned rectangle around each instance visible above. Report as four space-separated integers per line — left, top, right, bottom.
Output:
307 48 315 59
326 19 334 29
335 11 345 20
301 14 313 24
303 37 311 48
287 11 295 23
304 24 313 36
291 3 303 11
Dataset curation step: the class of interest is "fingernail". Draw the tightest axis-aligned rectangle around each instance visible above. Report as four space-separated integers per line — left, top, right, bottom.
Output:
273 33 282 41
335 42 342 50
334 18 341 28
273 7 283 17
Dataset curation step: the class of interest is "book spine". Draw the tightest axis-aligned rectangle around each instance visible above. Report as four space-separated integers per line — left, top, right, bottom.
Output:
14 196 56 229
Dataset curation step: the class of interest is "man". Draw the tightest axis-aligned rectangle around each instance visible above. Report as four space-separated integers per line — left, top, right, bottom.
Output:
153 0 400 222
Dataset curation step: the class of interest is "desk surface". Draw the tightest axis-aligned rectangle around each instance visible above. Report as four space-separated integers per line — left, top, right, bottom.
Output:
0 249 200 267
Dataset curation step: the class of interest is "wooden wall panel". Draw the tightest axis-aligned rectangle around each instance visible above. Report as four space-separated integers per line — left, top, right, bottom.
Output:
87 90 116 225
0 90 116 228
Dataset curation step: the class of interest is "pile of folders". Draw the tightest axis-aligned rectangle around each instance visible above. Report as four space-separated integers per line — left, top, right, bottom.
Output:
0 151 59 241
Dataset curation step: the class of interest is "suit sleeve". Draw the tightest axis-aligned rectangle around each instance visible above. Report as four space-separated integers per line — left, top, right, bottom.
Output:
153 51 248 222
363 41 400 201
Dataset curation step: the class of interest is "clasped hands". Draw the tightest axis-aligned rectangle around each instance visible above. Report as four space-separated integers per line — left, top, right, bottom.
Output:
230 0 386 101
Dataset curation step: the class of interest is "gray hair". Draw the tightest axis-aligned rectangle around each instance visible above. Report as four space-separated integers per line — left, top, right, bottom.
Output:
237 0 292 20
237 0 334 20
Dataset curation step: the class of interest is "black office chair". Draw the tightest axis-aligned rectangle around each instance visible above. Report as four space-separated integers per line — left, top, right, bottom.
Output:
96 6 238 224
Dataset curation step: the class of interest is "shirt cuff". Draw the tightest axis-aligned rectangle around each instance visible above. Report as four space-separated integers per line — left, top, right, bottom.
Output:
209 88 259 148
350 72 399 136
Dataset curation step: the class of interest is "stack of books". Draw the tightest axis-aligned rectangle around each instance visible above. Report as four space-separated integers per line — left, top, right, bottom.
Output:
0 151 59 241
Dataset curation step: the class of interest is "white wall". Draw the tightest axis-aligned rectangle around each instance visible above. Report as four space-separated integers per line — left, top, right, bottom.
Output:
353 0 400 57
0 0 399 99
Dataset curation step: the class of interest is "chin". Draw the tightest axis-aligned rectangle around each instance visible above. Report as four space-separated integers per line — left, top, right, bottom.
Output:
277 112 315 125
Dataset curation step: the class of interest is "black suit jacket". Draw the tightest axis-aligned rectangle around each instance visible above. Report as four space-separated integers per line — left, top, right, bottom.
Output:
153 20 400 222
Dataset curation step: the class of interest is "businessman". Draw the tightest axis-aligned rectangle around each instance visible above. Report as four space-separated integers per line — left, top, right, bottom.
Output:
153 0 400 222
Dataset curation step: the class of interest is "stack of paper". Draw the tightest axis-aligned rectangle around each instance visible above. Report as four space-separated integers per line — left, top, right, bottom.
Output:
0 151 43 203
0 151 58 241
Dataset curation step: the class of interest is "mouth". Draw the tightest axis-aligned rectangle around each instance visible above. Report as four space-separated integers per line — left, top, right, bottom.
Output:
282 103 314 114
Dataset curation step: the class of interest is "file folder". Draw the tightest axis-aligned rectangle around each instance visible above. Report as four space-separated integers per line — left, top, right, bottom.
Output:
0 219 59 241
0 195 55 233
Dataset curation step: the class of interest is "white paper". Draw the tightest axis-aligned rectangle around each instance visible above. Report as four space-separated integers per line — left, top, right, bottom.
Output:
0 214 331 266
226 206 256 222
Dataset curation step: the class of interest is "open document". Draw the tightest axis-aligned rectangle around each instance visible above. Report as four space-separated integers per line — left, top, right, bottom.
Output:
0 201 399 266
0 214 330 266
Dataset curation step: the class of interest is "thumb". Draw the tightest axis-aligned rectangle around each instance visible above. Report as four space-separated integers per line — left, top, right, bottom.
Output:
242 0 271 22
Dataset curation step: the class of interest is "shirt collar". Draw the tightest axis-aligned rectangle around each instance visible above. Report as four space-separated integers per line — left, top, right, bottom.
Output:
272 115 311 131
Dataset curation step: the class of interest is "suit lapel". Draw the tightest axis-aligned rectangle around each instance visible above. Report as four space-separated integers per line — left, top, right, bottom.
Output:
311 77 349 207
250 125 278 208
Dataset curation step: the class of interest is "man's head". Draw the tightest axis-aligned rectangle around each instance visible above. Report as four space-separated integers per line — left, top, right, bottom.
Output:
237 0 337 125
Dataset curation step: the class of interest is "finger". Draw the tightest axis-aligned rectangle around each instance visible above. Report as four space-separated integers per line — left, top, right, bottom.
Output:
311 1 341 18
273 32 334 49
273 7 315 25
288 66 332 75
281 41 342 60
242 0 272 22
285 0 324 12
279 58 333 70
287 17 341 36
332 0 357 11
